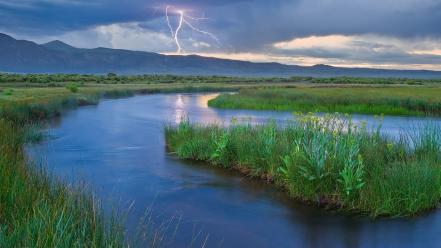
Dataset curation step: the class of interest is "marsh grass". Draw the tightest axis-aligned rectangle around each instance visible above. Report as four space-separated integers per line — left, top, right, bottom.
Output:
165 114 441 217
208 87 441 116
0 119 127 247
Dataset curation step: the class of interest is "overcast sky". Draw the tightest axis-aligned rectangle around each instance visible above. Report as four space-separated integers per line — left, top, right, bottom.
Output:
1 0 441 70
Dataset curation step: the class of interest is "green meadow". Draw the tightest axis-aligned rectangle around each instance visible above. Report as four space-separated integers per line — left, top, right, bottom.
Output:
208 87 441 116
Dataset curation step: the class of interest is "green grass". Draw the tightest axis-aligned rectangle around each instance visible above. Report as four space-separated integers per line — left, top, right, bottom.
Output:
0 87 135 246
165 114 441 217
310 76 441 85
0 118 127 247
208 87 441 116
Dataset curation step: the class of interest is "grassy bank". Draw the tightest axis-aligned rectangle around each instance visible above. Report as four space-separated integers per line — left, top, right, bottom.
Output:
165 114 441 217
0 116 126 246
0 79 300 247
208 87 441 116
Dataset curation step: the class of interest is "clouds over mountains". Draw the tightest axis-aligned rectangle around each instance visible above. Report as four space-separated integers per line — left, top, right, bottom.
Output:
1 0 441 69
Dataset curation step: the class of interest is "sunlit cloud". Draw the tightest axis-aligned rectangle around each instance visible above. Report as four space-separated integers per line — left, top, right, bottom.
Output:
274 35 353 50
194 51 441 71
267 34 441 70
272 34 441 54
411 49 441 56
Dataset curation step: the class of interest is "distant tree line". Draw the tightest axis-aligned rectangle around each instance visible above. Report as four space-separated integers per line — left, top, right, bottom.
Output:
0 73 439 85
0 73 299 85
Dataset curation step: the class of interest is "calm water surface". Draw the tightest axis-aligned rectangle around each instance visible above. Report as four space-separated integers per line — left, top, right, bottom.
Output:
27 93 441 248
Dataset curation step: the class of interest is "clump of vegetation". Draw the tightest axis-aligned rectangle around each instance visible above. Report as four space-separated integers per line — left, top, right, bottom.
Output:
165 114 441 217
208 87 441 116
65 83 79 93
3 88 14 96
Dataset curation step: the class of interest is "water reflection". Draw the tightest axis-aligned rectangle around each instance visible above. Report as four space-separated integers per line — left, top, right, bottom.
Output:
27 93 441 248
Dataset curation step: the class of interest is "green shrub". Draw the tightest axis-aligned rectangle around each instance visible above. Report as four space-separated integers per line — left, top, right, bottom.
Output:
65 83 79 93
3 88 14 96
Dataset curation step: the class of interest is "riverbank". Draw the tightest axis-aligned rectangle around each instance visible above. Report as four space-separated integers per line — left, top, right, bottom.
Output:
208 87 441 116
0 79 298 247
0 105 127 247
165 114 441 217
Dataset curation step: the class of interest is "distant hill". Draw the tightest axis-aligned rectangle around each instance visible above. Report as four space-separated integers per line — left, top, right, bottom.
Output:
1 33 441 78
42 40 77 52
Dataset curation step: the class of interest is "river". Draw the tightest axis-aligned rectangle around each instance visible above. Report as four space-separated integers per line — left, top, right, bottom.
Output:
27 93 441 248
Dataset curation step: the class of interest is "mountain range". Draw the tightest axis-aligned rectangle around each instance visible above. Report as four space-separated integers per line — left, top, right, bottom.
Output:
1 33 441 78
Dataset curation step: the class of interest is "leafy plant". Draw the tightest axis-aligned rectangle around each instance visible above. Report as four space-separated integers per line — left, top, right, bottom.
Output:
337 142 365 199
279 143 302 181
298 133 331 182
210 131 231 167
259 122 277 174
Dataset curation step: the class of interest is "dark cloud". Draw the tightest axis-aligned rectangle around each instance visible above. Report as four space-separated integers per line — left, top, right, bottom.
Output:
205 0 441 51
1 0 441 68
2 0 440 40
0 0 250 34
0 0 156 34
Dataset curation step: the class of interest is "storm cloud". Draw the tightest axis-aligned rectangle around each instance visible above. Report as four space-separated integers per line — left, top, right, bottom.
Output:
1 0 441 69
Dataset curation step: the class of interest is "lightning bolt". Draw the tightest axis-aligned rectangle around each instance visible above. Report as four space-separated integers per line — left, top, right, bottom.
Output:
165 5 218 54
182 19 219 43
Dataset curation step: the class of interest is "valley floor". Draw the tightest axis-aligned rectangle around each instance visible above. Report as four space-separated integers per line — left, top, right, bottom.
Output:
1 74 441 246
